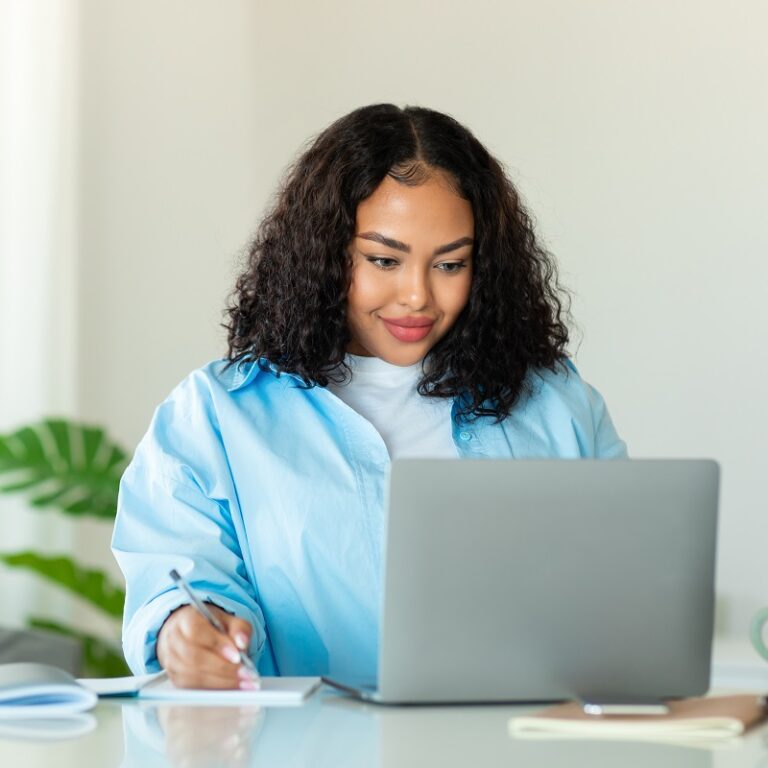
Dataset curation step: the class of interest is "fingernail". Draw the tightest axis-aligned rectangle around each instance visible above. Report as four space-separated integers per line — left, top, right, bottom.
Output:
234 632 249 650
238 666 260 682
239 679 260 691
223 646 240 664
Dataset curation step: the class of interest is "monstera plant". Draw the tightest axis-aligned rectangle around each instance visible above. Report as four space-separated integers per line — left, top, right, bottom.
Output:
0 419 130 676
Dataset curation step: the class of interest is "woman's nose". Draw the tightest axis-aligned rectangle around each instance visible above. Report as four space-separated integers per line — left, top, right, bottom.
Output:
397 267 430 310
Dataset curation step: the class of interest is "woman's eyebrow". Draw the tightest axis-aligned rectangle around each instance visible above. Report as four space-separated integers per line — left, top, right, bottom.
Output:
433 237 474 256
357 232 410 252
356 232 474 255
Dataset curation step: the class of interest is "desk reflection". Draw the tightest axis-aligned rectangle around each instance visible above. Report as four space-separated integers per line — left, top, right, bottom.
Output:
120 692 729 768
337 697 716 768
122 695 375 768
158 705 262 767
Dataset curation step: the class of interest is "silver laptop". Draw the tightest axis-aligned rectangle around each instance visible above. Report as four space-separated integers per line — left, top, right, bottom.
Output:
323 459 719 705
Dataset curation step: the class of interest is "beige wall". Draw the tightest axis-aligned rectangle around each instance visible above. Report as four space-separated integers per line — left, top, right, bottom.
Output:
76 1 768 636
1 0 81 630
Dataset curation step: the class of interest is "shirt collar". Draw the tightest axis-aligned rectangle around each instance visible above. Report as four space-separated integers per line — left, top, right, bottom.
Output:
226 358 305 392
226 359 270 391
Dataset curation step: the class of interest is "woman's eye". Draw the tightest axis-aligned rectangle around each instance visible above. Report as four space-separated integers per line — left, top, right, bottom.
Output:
366 257 399 270
436 261 468 274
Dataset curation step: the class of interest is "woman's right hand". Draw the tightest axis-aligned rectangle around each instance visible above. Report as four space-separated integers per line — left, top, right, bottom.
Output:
156 604 259 690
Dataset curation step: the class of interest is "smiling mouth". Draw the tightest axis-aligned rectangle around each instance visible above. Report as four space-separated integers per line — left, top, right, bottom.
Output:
381 318 435 343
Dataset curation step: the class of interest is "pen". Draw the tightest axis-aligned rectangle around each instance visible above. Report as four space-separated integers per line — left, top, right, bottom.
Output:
169 568 259 677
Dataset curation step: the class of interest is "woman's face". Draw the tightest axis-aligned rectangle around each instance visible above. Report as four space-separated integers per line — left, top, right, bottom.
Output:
346 171 474 366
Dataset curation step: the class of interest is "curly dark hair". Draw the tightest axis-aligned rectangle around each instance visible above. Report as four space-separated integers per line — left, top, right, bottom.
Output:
225 104 570 421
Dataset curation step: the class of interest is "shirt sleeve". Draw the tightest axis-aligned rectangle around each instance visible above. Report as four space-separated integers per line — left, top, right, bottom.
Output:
582 377 629 459
111 372 267 674
551 358 628 459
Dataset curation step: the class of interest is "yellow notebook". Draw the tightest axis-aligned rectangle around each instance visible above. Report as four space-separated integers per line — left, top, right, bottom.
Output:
509 695 768 743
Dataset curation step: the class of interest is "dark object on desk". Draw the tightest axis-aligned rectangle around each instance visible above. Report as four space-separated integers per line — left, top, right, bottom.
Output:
0 627 82 675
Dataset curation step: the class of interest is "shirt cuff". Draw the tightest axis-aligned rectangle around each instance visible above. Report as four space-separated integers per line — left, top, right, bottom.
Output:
123 588 267 675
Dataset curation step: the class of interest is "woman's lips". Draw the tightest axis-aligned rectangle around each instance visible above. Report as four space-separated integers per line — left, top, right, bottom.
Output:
381 318 435 343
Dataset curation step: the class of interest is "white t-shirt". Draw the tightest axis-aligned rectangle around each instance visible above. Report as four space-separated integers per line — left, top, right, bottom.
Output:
326 354 457 460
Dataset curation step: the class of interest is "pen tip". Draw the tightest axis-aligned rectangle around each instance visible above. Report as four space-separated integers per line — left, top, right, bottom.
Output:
169 568 180 580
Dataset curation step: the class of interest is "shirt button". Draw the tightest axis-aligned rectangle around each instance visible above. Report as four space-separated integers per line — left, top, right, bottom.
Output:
459 431 472 441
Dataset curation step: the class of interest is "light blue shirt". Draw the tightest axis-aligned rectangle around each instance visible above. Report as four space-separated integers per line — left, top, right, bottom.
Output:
112 358 627 678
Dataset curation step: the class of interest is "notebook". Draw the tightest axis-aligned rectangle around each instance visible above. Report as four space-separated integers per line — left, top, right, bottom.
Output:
0 662 321 717
509 695 768 743
0 663 97 719
89 672 323 706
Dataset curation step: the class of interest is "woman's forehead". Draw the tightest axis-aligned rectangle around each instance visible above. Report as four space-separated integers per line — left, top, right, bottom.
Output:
355 174 474 240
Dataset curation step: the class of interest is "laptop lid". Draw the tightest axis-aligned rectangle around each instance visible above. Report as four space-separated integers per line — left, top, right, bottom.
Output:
376 459 719 704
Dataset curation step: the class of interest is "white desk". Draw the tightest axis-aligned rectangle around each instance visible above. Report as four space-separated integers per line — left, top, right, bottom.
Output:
1 687 767 768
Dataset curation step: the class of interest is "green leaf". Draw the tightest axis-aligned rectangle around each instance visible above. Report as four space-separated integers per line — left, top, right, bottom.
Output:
0 419 129 519
28 618 130 678
0 551 126 618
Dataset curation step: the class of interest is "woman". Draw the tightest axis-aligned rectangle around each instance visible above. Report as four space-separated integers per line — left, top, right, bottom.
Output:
112 104 626 690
